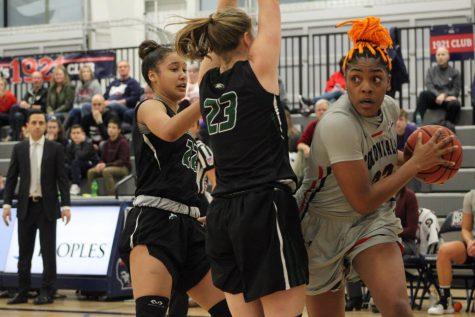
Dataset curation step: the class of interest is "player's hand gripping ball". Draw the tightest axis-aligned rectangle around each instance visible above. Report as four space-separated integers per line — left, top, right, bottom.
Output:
404 125 462 184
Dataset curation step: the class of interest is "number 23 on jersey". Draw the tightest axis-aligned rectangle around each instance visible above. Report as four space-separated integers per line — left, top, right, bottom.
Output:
204 91 238 135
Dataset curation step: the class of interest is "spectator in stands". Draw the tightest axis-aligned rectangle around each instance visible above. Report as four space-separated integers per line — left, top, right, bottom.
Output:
64 65 103 130
285 109 301 152
396 109 417 151
387 27 409 98
46 66 75 120
81 94 118 148
66 125 99 196
0 77 17 130
9 71 47 141
428 189 475 314
296 99 329 157
415 46 461 125
299 57 346 108
104 61 142 125
46 117 67 148
395 186 418 255
86 118 130 195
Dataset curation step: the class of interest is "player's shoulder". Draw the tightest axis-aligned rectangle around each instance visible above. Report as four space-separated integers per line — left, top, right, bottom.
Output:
318 95 357 128
381 95 400 121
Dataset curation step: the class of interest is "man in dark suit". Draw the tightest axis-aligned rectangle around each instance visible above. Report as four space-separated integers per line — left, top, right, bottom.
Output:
2 110 71 305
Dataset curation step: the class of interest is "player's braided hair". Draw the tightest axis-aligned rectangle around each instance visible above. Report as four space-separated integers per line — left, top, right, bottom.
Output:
337 16 393 71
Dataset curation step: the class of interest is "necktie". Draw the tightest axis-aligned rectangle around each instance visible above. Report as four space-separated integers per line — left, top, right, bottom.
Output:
31 142 41 196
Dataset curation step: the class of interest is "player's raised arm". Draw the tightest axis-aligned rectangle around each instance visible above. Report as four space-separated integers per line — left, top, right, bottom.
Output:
249 0 281 94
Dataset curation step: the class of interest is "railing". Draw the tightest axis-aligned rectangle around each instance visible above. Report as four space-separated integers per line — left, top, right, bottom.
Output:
5 23 475 112
279 24 475 111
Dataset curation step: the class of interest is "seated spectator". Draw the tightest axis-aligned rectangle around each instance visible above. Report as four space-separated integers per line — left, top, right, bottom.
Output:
46 66 75 120
104 61 142 124
415 47 461 124
86 118 130 195
285 109 301 152
46 117 68 148
9 71 47 140
81 94 118 148
64 65 103 130
296 99 329 157
0 77 17 130
66 125 99 196
428 189 475 314
395 186 418 255
396 109 417 151
299 57 346 108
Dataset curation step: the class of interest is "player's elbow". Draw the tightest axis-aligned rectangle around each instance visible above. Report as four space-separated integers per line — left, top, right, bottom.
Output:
351 199 375 215
160 131 181 142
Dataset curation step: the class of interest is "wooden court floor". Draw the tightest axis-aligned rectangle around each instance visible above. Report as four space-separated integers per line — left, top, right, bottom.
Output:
0 290 473 316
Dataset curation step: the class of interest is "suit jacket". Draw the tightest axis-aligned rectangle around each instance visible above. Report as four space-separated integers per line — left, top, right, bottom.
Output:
3 139 71 221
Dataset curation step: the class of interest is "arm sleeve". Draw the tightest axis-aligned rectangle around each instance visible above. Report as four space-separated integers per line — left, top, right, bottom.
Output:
400 190 419 240
447 69 461 97
325 74 336 92
104 82 112 100
124 80 142 108
56 144 71 207
3 146 20 205
425 68 438 96
318 113 363 164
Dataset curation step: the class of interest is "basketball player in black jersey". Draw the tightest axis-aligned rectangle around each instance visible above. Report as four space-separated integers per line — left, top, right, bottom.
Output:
118 41 230 317
175 1 308 316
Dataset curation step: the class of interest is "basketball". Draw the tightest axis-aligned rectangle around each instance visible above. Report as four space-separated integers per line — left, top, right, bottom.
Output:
453 301 462 312
403 125 463 184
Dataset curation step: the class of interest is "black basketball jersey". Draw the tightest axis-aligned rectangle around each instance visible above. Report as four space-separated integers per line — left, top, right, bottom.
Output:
200 61 296 195
133 98 200 207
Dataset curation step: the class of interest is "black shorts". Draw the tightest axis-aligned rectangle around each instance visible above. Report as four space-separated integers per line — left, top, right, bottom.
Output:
206 185 309 302
119 206 210 292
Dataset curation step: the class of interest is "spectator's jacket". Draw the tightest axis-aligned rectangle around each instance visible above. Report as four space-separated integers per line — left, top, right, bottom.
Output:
100 135 131 170
297 119 318 146
74 79 102 106
396 123 417 151
388 27 409 92
23 86 48 112
81 109 118 145
47 84 75 113
104 77 142 108
395 187 418 241
324 71 346 92
66 139 99 165
0 90 17 113
425 64 461 97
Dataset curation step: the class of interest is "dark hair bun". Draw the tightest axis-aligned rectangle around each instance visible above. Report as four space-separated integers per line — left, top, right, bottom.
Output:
139 40 161 60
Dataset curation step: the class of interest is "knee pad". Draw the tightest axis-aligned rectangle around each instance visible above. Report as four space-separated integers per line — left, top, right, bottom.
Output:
208 299 231 317
135 295 169 317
